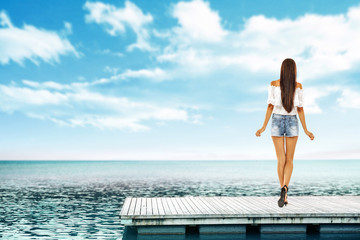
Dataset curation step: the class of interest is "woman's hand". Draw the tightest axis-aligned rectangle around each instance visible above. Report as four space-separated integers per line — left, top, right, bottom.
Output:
305 130 314 140
256 127 265 137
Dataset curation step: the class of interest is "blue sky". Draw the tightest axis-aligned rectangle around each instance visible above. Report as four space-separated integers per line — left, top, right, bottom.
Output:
1 0 360 160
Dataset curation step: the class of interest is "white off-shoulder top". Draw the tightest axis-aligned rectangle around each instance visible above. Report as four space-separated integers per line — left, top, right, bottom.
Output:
267 85 304 115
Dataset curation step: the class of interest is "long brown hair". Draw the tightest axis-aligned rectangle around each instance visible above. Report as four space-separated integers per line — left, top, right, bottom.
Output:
280 58 297 113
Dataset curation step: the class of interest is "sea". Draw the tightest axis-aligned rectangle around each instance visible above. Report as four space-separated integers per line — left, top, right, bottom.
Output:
1 160 360 239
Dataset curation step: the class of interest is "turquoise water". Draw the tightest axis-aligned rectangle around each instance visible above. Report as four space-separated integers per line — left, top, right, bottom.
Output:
1 160 360 239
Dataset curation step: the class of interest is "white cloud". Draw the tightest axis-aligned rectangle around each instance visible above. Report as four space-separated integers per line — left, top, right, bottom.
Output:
63 21 72 34
296 85 360 113
92 67 171 84
302 87 336 114
302 85 360 113
0 85 68 108
171 0 228 43
22 80 72 90
0 10 13 27
69 115 151 131
232 10 360 81
0 80 199 132
156 1 360 82
84 0 156 52
190 114 203 124
0 10 79 66
337 88 360 109
157 47 215 75
95 48 124 57
119 67 169 81
103 66 119 74
77 76 86 81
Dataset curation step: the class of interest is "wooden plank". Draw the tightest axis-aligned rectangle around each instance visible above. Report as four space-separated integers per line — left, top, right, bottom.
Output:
335 196 360 210
201 197 229 214
233 196 269 214
217 197 245 214
174 197 190 215
151 198 159 215
224 196 257 214
314 196 348 212
120 197 132 216
207 197 238 214
175 198 190 214
160 197 172 215
165 197 177 215
301 196 338 213
341 196 360 205
187 197 211 215
127 197 137 216
199 196 223 214
227 197 253 213
120 196 360 224
235 196 268 213
291 196 336 213
285 196 322 214
146 198 152 216
317 196 356 212
198 196 220 214
182 197 202 215
134 197 141 215
245 196 280 214
265 196 304 213
156 197 165 216
169 197 183 215
254 196 293 214
308 196 344 212
221 197 249 214
140 197 147 215
255 197 284 214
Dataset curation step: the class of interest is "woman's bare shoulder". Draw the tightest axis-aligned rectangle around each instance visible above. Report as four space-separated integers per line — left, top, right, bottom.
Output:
270 79 280 86
296 82 303 89
270 80 302 89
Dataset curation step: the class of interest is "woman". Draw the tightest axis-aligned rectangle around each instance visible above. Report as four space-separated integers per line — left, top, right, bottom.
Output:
255 58 314 208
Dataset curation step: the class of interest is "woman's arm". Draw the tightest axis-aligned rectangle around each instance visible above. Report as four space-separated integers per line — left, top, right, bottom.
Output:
256 104 274 137
297 107 314 140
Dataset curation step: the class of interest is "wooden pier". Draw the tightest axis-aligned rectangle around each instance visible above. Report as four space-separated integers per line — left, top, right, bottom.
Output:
120 196 360 235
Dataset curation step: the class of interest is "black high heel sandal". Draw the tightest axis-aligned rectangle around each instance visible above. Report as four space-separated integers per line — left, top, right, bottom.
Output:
278 184 288 207
284 185 288 206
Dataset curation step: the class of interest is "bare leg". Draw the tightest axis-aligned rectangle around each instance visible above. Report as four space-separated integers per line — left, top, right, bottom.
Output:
272 136 286 188
284 136 298 202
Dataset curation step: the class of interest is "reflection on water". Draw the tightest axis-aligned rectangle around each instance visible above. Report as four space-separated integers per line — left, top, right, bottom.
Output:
0 160 360 239
122 226 360 240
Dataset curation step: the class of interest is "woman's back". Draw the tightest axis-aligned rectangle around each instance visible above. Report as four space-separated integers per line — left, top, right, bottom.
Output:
267 79 303 115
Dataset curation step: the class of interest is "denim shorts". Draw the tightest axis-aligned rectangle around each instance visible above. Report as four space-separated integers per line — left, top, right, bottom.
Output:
271 113 299 137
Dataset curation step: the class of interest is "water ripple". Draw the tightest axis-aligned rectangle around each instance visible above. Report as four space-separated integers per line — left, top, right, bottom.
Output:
1 160 360 239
